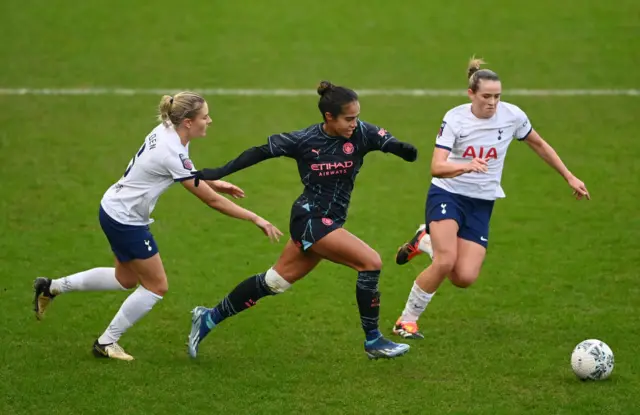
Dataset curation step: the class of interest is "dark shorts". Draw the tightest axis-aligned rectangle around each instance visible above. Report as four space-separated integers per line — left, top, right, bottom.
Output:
289 201 343 251
99 206 159 262
425 184 495 248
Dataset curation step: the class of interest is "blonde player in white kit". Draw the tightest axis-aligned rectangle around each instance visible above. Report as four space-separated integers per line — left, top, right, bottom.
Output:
392 58 590 339
33 92 283 360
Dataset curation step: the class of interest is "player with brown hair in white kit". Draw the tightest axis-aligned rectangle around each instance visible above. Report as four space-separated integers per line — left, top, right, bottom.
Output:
392 58 590 340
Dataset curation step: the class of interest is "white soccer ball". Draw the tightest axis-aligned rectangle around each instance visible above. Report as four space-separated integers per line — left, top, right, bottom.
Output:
570 339 615 380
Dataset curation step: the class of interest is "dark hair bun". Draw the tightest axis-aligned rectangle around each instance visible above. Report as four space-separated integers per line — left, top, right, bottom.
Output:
317 80 334 96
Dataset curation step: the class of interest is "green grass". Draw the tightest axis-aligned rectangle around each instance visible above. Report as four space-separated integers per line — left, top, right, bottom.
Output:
1 1 639 414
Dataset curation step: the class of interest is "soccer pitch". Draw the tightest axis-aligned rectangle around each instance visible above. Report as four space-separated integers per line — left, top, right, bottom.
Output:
1 1 638 414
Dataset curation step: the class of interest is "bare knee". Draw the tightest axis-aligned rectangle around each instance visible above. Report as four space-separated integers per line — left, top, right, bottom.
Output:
135 270 168 296
354 250 382 272
125 254 169 296
146 279 168 297
273 245 321 284
264 268 293 293
274 258 313 283
115 268 138 289
431 252 456 276
115 274 138 290
449 268 479 288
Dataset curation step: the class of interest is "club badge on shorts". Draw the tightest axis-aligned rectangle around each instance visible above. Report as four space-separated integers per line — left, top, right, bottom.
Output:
322 217 334 226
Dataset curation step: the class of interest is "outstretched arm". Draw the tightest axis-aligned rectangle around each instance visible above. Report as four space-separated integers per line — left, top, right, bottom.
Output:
361 122 417 161
181 178 283 242
205 180 245 199
382 140 418 162
194 144 274 185
524 129 590 200
193 132 299 186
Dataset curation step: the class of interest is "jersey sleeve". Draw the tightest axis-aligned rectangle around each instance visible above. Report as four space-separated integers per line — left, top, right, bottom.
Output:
267 132 299 157
513 107 533 140
360 121 398 151
164 152 196 182
435 114 456 151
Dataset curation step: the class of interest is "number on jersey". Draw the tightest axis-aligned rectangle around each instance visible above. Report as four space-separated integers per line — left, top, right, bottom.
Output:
124 143 147 177
123 133 157 177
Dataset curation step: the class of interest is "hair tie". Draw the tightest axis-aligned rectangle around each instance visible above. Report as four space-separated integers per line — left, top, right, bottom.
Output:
169 97 174 104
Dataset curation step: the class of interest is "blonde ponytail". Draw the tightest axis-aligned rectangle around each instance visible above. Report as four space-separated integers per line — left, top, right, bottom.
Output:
156 92 205 127
158 95 173 127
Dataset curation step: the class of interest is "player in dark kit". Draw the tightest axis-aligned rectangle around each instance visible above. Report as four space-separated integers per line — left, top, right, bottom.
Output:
187 81 418 359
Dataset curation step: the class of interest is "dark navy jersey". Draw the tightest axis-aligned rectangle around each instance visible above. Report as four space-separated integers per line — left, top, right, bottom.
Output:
267 120 399 223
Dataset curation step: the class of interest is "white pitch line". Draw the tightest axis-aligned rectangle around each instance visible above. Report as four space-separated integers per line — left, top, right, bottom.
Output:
0 88 638 97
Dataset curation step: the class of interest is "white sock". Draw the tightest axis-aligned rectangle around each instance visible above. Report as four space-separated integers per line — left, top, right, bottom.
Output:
98 285 162 345
418 233 434 259
49 267 126 295
400 282 435 323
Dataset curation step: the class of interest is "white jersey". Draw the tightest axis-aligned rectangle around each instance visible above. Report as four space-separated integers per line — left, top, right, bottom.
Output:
101 123 195 226
431 101 532 200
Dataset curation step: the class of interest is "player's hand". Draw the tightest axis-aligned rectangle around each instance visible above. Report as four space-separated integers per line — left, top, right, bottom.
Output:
211 180 245 199
252 217 283 242
192 168 223 187
398 142 418 162
567 175 590 200
464 158 489 173
386 140 418 161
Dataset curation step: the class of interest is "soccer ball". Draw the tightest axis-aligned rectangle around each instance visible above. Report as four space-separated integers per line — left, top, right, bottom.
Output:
570 339 615 380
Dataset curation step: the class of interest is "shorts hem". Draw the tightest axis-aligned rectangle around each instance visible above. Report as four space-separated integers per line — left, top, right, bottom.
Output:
426 216 462 230
291 222 342 251
113 250 159 263
457 234 488 249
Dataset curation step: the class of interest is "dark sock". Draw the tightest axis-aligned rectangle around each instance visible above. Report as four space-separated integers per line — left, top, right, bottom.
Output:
356 270 381 340
209 272 274 325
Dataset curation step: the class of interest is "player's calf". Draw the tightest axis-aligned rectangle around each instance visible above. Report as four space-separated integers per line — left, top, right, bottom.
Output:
33 267 132 320
393 247 455 338
187 268 291 358
356 270 383 342
214 268 289 321
429 254 456 277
